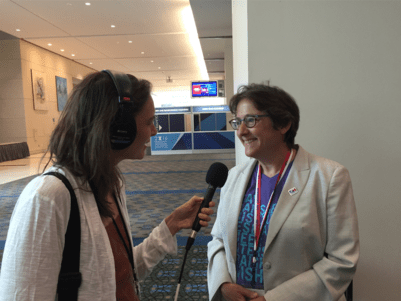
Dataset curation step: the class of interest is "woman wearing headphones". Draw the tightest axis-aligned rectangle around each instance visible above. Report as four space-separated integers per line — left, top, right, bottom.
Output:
0 71 214 300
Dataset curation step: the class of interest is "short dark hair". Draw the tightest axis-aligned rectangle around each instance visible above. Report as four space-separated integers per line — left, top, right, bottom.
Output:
229 84 300 148
43 71 152 217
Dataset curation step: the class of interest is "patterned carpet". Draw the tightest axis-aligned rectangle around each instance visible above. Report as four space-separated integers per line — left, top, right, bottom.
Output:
0 152 235 300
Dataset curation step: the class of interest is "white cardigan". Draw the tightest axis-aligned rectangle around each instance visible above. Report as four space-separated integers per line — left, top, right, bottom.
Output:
0 166 177 301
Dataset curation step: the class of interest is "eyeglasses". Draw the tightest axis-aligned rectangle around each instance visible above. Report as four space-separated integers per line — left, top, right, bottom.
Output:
229 114 269 130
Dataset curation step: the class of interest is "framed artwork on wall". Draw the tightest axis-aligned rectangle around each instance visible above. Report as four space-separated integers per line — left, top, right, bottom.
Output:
31 69 48 111
56 76 68 111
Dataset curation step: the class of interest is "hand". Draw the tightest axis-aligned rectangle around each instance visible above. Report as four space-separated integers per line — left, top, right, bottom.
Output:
165 195 215 236
249 297 266 301
221 283 259 301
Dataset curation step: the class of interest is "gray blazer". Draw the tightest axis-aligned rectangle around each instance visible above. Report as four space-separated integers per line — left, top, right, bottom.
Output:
207 146 359 301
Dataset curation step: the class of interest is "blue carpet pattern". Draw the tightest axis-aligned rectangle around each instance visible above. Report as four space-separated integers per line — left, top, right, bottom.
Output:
0 152 235 299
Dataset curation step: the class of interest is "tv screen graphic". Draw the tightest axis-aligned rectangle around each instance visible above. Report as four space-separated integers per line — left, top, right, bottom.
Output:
191 81 218 97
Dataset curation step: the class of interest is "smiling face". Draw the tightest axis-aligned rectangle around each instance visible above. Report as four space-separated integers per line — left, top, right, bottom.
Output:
112 96 157 163
236 98 290 162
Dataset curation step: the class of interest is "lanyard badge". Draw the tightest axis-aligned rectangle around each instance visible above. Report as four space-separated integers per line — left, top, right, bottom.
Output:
252 149 294 263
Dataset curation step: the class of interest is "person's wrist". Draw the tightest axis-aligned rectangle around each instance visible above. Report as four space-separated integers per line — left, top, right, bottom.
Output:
165 213 179 236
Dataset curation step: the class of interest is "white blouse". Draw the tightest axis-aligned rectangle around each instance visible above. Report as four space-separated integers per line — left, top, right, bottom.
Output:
0 166 177 301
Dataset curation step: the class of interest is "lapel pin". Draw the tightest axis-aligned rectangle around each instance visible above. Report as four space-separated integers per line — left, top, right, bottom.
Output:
288 187 298 196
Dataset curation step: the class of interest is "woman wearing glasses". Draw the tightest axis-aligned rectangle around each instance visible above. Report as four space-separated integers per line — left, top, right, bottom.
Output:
207 84 359 301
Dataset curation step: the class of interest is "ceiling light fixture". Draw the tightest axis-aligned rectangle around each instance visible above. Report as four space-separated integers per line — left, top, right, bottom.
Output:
128 41 132 43
85 2 91 5
151 60 154 63
72 54 75 57
111 25 115 28
16 29 20 32
141 52 145 54
48 43 52 46
61 49 65 52
181 5 208 80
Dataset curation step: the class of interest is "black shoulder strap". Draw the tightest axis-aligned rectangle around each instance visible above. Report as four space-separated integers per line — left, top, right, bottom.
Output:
44 171 82 300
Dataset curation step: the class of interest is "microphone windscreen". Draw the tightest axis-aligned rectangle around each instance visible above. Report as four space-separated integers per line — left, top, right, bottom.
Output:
206 162 229 188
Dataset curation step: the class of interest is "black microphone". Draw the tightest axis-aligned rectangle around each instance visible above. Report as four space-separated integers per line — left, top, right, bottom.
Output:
186 162 228 250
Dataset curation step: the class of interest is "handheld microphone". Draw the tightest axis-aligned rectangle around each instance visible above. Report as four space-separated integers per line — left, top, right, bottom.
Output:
186 162 228 250
174 162 228 301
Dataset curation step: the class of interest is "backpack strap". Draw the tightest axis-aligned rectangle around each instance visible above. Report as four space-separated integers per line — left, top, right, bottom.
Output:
44 171 82 301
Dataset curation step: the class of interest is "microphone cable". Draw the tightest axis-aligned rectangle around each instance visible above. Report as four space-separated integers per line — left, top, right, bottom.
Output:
174 236 193 301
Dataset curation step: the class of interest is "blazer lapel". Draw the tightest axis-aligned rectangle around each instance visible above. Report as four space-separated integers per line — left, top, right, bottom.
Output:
264 146 311 251
227 159 257 264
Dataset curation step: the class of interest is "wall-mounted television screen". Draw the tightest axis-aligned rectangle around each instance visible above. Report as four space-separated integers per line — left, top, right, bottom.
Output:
191 81 218 97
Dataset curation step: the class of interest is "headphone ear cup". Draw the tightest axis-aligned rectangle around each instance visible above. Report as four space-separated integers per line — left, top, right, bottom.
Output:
102 70 137 150
110 103 137 150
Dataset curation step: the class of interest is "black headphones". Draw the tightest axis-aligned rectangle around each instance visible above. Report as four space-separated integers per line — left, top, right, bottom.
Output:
102 70 138 150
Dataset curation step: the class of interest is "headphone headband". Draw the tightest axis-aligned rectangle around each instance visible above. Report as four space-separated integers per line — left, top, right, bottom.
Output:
102 69 137 150
102 70 134 103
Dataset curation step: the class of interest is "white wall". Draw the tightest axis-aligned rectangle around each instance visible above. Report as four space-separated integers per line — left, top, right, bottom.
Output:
232 0 250 165
19 40 95 154
0 39 27 144
152 89 226 107
224 38 234 105
232 1 401 299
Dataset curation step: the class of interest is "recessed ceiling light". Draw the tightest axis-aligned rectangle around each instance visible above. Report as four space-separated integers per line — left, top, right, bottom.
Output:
90 62 93 65
16 29 20 32
48 43 52 46
111 25 115 28
128 41 132 43
85 2 91 5
72 54 75 57
60 49 65 52
141 52 145 54
158 67 161 69
151 60 154 63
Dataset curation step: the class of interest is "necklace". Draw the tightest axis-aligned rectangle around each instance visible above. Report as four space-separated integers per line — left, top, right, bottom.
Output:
111 194 140 296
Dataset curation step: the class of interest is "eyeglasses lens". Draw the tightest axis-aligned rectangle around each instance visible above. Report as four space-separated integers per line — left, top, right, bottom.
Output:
230 116 257 130
244 116 256 128
230 119 239 130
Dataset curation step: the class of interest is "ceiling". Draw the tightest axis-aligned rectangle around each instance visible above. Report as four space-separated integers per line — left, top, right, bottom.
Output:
0 0 232 93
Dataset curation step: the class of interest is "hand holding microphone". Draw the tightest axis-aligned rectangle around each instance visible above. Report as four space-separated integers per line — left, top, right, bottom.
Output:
165 195 215 236
186 162 229 250
165 162 228 237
